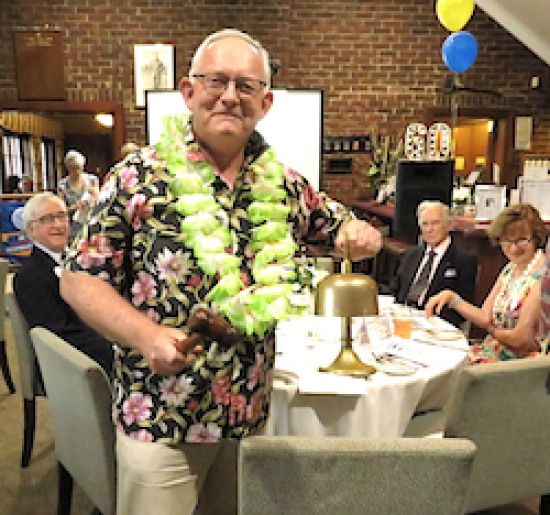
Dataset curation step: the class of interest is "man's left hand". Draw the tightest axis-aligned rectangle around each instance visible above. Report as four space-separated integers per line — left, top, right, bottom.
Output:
335 219 382 261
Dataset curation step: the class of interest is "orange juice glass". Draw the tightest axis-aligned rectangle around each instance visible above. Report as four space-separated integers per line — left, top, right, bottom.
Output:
394 317 412 339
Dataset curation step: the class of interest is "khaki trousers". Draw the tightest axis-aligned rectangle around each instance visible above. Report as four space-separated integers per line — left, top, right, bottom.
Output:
116 430 238 515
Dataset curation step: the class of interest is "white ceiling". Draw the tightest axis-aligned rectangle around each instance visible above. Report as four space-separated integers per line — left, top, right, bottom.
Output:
476 0 550 66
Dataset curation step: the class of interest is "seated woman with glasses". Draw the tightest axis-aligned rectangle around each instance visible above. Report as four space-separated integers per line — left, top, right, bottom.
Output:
426 204 547 363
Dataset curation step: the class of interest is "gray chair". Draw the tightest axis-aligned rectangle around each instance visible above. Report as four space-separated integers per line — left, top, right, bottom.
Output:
5 291 45 467
238 436 476 515
0 258 15 393
442 357 550 514
30 327 115 515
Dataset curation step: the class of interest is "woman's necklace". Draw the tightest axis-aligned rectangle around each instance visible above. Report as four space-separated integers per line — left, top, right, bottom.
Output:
497 248 543 315
156 114 305 337
510 248 543 280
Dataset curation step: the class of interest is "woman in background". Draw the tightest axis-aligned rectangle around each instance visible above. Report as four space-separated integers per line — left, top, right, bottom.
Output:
426 204 547 363
57 150 99 240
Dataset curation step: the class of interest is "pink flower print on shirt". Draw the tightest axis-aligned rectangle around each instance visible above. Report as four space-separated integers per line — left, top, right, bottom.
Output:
131 271 157 306
159 375 194 405
119 165 139 189
186 423 221 443
129 429 154 442
127 193 153 230
303 183 322 211
187 273 202 288
112 250 124 268
186 398 199 411
122 392 153 425
145 308 160 323
284 167 300 183
76 233 113 269
246 389 265 424
229 394 247 426
246 353 265 390
212 374 231 405
141 147 159 167
155 248 190 280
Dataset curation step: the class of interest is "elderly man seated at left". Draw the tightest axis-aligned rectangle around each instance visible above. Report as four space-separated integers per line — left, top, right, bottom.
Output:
13 192 113 373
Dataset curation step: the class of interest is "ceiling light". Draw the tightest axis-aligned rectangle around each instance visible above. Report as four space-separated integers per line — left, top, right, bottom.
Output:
95 113 114 127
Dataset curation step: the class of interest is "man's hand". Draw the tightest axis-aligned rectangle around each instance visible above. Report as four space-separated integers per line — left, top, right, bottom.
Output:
335 219 382 261
145 327 203 375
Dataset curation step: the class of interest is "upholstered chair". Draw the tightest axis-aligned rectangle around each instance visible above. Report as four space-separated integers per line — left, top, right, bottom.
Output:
30 327 115 515
442 356 550 514
239 436 476 515
5 291 45 467
0 258 15 393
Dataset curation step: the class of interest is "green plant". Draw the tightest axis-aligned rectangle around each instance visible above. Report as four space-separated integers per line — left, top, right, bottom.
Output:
362 133 404 191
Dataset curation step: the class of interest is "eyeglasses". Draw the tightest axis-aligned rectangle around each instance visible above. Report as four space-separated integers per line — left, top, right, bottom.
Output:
31 211 68 225
190 73 267 98
499 237 532 248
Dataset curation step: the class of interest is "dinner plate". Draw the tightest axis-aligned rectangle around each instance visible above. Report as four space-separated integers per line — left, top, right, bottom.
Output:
374 355 417 376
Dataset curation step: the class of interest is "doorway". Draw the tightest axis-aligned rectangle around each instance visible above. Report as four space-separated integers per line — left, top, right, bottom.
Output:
0 100 124 193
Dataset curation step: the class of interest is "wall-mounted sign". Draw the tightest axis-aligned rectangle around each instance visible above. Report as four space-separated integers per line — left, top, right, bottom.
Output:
14 31 65 100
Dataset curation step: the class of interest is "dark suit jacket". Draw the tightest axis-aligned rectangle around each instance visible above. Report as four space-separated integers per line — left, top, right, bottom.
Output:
13 246 113 373
390 238 478 327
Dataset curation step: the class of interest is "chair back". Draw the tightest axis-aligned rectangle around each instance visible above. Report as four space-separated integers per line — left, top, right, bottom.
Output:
0 258 9 341
30 327 115 515
239 436 476 515
443 356 550 512
6 292 44 398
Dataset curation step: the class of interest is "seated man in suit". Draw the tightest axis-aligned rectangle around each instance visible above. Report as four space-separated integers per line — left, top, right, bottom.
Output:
14 192 113 373
391 200 477 328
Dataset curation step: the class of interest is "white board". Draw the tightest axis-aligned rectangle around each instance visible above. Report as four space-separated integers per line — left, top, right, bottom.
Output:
145 89 322 190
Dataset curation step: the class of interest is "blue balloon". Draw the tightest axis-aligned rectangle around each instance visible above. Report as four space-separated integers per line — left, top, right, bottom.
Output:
442 31 478 74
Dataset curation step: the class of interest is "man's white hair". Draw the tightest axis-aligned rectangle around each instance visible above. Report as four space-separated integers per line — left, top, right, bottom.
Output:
22 192 66 229
189 28 271 87
417 200 452 226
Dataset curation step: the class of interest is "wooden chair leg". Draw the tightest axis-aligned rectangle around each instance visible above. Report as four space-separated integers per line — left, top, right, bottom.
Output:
57 461 73 515
0 339 15 394
540 494 550 515
21 397 36 468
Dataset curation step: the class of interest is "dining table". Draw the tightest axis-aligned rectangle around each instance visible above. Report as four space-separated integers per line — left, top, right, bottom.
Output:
266 296 468 438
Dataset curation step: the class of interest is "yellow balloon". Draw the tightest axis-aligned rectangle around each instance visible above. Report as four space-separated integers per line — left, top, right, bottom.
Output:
436 0 475 32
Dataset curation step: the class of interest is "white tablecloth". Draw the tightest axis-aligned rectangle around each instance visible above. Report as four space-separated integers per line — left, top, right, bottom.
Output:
266 299 468 438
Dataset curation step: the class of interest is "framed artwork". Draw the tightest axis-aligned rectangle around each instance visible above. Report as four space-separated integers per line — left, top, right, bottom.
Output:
474 185 507 221
134 44 175 107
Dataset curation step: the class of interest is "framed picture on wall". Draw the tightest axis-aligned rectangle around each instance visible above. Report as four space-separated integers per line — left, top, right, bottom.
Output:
134 44 175 107
474 185 507 221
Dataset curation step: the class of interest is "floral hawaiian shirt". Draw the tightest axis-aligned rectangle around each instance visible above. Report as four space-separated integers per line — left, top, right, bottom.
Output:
65 127 350 444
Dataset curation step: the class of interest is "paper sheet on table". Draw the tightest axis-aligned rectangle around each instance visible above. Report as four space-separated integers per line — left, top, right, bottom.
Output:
373 337 466 368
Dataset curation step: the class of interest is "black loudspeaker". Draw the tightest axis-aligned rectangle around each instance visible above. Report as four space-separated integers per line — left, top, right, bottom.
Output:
393 160 454 242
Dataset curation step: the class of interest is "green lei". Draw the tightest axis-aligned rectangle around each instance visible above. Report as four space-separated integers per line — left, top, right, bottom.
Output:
156 114 308 337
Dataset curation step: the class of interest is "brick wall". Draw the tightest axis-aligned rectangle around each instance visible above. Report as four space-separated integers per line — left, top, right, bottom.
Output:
1 0 549 203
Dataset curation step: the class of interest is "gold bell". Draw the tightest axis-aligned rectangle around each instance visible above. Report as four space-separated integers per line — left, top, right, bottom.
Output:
314 248 378 378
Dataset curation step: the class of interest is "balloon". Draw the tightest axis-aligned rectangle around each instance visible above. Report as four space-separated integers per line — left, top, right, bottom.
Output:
436 0 475 32
442 31 478 74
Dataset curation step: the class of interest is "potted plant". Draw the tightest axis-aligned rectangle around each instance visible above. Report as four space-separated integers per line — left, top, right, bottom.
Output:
356 133 403 201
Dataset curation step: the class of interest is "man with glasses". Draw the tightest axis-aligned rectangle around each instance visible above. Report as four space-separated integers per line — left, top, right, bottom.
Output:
391 200 477 327
13 192 113 373
59 29 381 514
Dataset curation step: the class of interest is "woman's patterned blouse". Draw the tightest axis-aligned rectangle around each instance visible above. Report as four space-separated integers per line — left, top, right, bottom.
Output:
469 262 544 363
64 129 350 444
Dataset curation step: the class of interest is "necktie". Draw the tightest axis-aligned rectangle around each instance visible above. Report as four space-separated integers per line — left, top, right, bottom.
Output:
406 250 436 306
